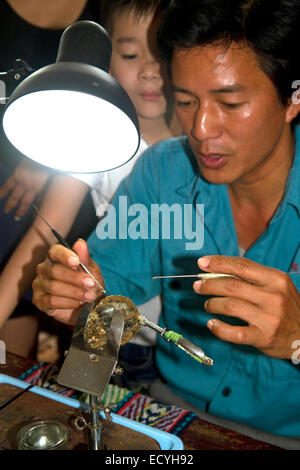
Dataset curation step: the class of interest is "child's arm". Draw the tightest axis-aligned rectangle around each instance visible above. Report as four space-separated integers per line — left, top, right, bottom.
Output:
0 173 89 329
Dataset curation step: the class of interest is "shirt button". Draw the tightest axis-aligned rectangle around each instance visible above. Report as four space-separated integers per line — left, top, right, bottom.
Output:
169 280 181 290
221 387 231 397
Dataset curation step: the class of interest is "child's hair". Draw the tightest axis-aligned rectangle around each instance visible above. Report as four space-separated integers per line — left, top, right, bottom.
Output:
100 0 169 34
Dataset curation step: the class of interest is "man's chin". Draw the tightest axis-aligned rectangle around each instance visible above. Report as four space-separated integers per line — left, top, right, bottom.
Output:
197 165 235 185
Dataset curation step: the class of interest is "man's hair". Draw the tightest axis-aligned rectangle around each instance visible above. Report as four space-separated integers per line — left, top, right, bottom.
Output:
100 0 169 34
157 0 300 105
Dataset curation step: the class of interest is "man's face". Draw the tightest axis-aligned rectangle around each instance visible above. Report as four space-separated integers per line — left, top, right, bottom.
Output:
172 42 295 185
109 9 169 121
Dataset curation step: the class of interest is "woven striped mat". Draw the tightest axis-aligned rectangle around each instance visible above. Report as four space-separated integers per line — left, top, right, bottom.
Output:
18 362 196 436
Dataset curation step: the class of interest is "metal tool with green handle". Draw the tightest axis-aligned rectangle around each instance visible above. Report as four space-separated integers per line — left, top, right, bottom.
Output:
139 315 213 366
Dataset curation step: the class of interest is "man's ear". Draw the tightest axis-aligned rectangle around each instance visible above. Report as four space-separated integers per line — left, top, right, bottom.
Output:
286 83 300 123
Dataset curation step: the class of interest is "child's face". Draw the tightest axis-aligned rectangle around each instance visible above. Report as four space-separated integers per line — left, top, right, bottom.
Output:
109 8 169 122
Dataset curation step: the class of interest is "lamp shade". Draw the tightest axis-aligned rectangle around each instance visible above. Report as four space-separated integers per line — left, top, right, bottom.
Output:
2 21 140 173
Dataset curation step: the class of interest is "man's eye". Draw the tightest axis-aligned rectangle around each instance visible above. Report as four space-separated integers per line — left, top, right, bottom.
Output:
176 100 194 108
222 102 243 109
121 54 138 60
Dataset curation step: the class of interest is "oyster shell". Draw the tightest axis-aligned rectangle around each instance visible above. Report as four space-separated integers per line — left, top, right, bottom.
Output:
84 295 140 349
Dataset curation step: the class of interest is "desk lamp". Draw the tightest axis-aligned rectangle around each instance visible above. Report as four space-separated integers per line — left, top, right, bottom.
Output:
2 21 140 173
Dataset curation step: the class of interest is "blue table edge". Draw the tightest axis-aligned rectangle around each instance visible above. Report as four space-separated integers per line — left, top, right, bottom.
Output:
0 373 184 450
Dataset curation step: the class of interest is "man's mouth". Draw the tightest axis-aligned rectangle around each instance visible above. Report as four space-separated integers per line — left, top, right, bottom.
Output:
198 153 229 169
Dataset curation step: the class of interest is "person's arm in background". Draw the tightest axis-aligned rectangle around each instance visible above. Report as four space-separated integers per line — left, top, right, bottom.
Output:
0 157 50 219
0 173 89 329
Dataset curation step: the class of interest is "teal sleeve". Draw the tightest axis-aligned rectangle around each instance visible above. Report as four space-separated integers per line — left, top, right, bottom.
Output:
87 146 162 306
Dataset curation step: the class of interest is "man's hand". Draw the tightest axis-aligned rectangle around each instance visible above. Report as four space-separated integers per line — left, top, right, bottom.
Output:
0 158 49 219
193 255 300 360
32 239 105 325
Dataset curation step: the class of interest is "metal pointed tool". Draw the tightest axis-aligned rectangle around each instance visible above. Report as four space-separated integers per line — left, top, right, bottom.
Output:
139 315 213 366
153 272 300 279
152 273 238 280
32 204 106 294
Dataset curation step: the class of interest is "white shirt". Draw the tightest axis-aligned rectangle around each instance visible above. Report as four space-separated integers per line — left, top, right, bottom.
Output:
72 138 148 217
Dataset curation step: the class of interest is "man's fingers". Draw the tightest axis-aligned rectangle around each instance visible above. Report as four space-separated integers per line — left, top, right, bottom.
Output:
46 307 81 326
48 240 96 274
43 294 84 311
72 238 91 266
42 258 85 285
48 244 80 269
71 239 105 291
33 240 103 319
44 249 102 293
32 283 84 313
37 261 99 303
193 276 266 306
41 278 97 303
207 318 258 345
204 296 261 324
197 255 284 286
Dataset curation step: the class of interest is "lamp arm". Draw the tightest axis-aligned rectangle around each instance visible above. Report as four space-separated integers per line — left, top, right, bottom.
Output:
0 59 34 103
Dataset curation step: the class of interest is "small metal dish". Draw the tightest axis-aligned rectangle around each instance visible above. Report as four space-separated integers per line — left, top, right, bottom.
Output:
17 420 69 450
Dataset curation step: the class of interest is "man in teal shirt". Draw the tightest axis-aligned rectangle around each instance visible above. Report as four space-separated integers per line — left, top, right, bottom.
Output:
86 128 300 437
33 0 300 440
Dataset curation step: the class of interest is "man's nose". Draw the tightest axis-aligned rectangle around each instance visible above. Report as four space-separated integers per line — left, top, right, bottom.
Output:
191 103 222 142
